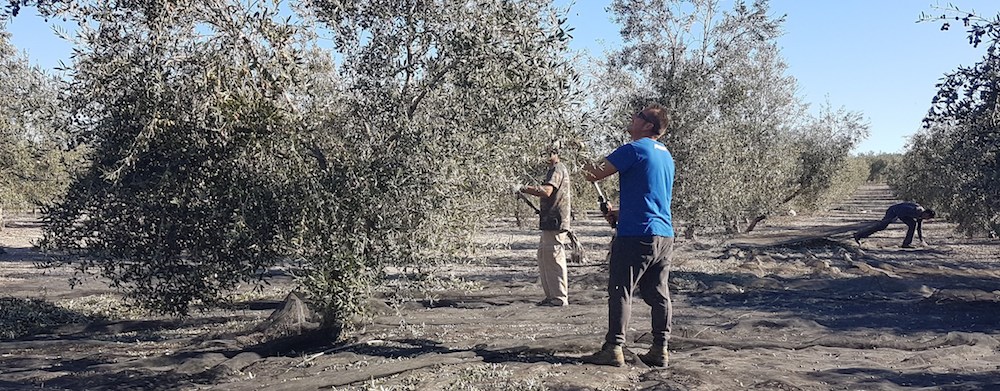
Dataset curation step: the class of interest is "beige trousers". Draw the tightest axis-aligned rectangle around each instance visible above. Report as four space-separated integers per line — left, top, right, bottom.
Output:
537 230 569 304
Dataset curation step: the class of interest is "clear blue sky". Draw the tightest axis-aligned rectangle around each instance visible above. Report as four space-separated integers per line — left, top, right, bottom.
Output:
5 1 996 154
559 0 996 154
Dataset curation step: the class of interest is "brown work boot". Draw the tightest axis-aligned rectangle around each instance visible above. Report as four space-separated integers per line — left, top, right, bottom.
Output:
638 344 668 368
582 343 625 367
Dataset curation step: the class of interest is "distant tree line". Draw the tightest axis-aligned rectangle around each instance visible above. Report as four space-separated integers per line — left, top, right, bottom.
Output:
0 31 83 229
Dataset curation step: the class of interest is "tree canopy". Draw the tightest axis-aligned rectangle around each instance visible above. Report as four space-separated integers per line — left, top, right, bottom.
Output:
591 0 867 236
3 0 883 339
30 0 578 335
0 30 78 227
895 5 1000 237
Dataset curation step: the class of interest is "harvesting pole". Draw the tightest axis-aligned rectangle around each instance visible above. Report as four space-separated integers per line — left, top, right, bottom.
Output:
592 182 616 229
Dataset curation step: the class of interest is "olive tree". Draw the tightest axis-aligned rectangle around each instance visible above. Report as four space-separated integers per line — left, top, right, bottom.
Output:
778 102 867 215
593 0 725 236
0 31 77 228
893 6 1000 237
596 0 866 235
1 0 70 20
856 152 902 183
40 0 315 315
683 0 802 233
298 0 579 327
37 0 578 336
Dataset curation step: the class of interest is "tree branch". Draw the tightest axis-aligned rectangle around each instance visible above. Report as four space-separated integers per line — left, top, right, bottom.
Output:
406 60 455 119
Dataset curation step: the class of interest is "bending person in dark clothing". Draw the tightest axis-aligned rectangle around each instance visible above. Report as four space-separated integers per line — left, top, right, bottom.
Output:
853 202 936 248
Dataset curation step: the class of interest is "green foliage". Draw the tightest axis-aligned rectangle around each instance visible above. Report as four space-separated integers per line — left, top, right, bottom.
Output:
595 0 867 235
818 155 868 209
784 102 868 211
0 31 79 227
0 296 94 339
40 1 309 315
298 0 579 329
0 0 72 21
38 0 578 336
897 6 1000 237
855 152 902 183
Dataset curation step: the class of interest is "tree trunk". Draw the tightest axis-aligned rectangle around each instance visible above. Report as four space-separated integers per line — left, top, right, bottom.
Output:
742 186 806 233
683 225 697 240
744 214 767 233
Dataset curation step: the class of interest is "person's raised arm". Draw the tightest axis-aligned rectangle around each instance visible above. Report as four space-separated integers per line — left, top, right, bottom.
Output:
583 158 618 182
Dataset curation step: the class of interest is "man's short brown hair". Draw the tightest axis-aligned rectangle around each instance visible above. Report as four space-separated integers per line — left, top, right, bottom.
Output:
645 103 669 135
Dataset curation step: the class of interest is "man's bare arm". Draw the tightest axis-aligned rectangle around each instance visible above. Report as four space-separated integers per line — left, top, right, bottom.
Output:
521 184 554 198
583 158 618 182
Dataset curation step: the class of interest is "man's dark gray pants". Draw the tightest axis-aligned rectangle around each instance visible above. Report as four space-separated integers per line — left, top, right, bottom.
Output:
855 212 918 246
605 236 674 347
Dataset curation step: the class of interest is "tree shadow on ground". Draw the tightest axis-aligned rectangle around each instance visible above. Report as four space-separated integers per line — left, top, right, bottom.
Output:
29 368 227 391
675 269 1000 334
72 315 257 337
245 332 579 367
355 339 578 365
474 346 580 365
808 367 1000 389
0 247 47 262
418 297 526 308
219 299 282 311
860 242 994 269
2 218 44 229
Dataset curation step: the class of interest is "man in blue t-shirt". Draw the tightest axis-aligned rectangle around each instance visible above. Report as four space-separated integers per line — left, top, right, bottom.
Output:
581 103 674 368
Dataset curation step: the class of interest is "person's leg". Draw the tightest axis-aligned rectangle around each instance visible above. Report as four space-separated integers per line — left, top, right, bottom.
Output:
585 237 648 366
856 219 892 240
638 236 674 346
549 231 569 304
537 232 553 300
637 236 673 367
604 236 650 346
900 217 916 247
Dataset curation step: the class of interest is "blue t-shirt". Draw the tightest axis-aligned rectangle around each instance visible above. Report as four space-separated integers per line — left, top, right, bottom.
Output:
606 138 675 237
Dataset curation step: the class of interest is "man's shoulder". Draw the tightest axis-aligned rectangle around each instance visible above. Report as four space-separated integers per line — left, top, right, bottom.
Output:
632 138 670 152
554 162 570 174
545 162 570 187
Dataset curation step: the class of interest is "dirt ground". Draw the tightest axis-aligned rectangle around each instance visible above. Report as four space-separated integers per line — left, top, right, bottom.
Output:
3 184 1000 391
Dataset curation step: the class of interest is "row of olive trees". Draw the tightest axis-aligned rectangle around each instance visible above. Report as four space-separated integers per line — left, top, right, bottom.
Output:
855 152 903 183
585 0 868 236
890 6 1000 238
0 31 81 230
8 0 578 336
2 0 875 338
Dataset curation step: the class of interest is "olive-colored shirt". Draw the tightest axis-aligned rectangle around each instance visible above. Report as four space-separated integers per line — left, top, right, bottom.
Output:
539 162 571 231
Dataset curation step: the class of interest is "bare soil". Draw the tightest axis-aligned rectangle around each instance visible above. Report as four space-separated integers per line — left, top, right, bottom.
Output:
3 184 1000 390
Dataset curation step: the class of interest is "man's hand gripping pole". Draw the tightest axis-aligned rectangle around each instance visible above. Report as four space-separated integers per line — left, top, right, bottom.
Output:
517 191 540 214
592 182 617 228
